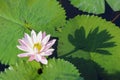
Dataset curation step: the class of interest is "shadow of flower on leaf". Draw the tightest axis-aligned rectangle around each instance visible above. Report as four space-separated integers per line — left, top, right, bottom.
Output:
68 26 116 55
60 27 116 58
59 27 118 80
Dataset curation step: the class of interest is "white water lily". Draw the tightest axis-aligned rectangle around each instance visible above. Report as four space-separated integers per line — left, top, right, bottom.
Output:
17 30 56 64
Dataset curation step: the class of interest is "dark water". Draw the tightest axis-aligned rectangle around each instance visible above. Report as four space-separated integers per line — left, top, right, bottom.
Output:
60 0 120 27
0 63 9 72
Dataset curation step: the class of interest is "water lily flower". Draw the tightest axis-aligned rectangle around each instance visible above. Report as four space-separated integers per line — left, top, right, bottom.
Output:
17 30 56 64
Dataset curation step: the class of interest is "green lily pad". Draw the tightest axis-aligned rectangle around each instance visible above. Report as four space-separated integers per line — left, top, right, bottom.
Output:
0 61 40 80
0 59 83 80
70 0 120 14
0 17 25 65
57 15 120 80
37 58 83 80
106 0 120 11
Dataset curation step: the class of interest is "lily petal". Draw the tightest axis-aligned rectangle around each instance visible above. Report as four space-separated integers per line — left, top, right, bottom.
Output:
42 34 50 45
17 45 31 52
18 39 27 46
28 55 35 61
41 49 54 56
31 30 37 43
18 39 32 50
40 45 45 52
43 39 56 51
24 33 33 48
35 55 48 64
40 56 48 64
37 31 42 43
42 32 46 39
17 53 33 57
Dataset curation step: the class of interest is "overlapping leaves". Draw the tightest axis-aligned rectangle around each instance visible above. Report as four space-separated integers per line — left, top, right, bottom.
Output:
57 15 120 80
70 0 120 14
0 0 66 65
38 58 83 80
0 59 82 80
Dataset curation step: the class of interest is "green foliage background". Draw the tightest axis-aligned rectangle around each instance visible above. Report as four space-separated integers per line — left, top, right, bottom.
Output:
0 0 120 80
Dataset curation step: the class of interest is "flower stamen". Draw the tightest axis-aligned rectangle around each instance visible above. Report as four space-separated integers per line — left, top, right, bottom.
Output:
33 43 42 52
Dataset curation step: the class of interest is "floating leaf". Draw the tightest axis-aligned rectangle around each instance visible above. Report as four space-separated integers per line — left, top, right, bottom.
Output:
0 61 40 80
0 0 66 65
22 0 66 35
106 0 120 11
37 58 83 80
0 0 66 36
70 0 120 14
0 17 25 65
0 59 83 80
58 15 120 80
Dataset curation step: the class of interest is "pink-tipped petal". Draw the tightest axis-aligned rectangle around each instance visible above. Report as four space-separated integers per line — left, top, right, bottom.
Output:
24 33 33 47
37 31 42 42
28 55 35 61
35 55 48 64
18 39 28 47
17 45 30 52
42 35 50 45
17 53 32 57
40 56 48 64
31 30 37 43
34 54 40 62
42 32 46 39
18 39 32 50
41 49 54 56
43 39 56 51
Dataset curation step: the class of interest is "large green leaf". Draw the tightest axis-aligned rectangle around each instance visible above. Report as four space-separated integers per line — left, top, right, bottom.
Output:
37 58 83 80
22 0 66 35
57 15 120 80
0 0 66 65
0 61 40 80
0 0 66 35
0 17 25 65
0 59 83 80
70 0 120 14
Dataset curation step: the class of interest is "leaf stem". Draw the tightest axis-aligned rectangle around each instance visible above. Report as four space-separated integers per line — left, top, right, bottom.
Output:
112 13 120 22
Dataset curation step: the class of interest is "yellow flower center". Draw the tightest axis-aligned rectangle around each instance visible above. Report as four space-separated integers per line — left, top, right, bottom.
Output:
33 43 42 52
